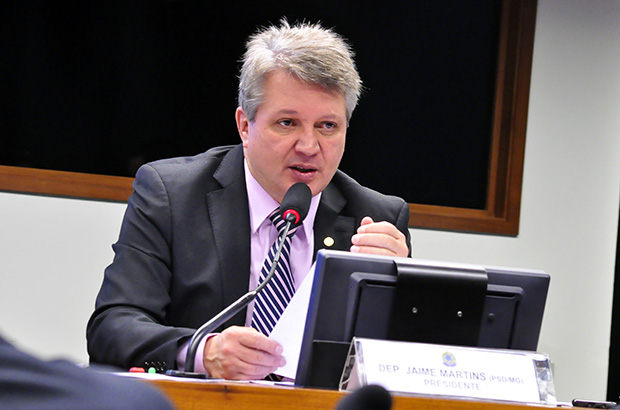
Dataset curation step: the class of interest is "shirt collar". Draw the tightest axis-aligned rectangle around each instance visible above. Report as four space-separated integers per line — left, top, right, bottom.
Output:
244 159 320 243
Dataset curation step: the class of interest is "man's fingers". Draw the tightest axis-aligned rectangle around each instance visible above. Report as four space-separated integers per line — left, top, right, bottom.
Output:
238 339 286 368
203 326 285 380
350 219 408 257
356 220 405 239
237 327 284 357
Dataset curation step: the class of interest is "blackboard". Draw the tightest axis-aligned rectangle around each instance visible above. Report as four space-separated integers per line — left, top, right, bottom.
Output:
0 0 536 235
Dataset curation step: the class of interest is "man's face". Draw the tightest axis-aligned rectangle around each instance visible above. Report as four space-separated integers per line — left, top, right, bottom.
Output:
236 69 347 203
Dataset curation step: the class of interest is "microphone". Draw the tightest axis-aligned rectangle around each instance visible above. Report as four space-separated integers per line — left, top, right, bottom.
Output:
280 181 312 226
336 385 392 410
169 183 312 377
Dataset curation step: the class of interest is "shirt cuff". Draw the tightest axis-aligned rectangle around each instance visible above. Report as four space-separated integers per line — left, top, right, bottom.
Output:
176 334 216 374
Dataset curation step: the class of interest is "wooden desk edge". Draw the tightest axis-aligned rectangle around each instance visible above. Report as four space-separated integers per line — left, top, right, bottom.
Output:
146 378 558 410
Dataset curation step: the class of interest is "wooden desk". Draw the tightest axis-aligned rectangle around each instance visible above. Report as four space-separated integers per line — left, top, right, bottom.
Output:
148 378 555 410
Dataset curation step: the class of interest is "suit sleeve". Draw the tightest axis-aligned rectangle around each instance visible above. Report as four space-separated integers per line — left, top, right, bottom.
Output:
395 200 413 257
87 164 194 370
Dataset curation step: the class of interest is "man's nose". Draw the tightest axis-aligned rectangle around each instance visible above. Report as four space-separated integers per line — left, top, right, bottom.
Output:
295 128 320 155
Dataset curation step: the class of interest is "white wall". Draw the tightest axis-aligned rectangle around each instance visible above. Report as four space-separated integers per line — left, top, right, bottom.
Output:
0 0 618 402
0 194 126 363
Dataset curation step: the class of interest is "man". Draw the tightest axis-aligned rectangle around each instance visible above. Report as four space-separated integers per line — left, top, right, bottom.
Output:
87 20 411 380
0 334 174 409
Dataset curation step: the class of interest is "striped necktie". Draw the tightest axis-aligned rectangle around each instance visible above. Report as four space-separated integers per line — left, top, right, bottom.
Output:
251 208 300 335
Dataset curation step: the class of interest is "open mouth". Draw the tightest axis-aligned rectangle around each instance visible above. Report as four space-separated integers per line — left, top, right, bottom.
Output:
291 166 316 173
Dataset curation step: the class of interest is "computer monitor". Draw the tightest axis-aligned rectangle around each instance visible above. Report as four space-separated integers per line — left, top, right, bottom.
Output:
295 249 550 389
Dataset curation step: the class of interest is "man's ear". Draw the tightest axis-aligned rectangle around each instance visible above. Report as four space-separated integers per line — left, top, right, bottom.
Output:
235 107 250 147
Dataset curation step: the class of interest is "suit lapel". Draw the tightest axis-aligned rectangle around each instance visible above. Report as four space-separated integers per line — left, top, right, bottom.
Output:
206 146 250 326
313 183 356 259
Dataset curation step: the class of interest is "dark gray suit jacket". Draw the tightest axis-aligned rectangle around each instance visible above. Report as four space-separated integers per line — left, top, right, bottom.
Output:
0 334 173 410
87 144 411 370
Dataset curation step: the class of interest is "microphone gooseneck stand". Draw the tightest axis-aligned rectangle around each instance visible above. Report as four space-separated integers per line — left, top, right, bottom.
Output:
180 218 294 375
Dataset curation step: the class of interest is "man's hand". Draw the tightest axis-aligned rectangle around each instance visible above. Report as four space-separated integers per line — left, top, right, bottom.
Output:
203 326 285 380
350 216 409 257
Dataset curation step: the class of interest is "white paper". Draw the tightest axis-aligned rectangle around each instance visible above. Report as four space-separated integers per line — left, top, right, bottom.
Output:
268 262 316 379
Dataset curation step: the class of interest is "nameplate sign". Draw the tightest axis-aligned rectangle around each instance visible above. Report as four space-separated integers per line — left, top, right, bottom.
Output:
340 338 550 404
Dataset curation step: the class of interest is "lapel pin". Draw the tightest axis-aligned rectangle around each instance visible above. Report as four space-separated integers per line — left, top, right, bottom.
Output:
323 236 335 247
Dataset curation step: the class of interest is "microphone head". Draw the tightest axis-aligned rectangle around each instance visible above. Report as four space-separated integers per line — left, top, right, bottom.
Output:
337 385 392 410
280 183 312 226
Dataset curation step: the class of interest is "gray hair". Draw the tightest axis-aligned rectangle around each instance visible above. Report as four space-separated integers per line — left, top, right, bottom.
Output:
238 19 362 123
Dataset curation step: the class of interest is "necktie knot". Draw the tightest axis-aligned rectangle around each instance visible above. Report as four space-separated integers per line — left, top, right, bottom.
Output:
269 207 299 238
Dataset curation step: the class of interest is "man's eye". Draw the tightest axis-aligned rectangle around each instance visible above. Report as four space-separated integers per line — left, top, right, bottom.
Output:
278 119 293 127
322 122 337 130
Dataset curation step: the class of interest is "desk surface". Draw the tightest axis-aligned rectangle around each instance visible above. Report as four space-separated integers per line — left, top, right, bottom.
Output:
147 378 556 410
